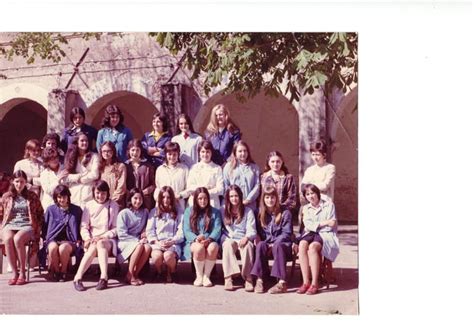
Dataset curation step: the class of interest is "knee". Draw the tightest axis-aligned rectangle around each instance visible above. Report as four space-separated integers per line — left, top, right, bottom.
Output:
164 252 175 262
191 243 205 255
256 241 267 252
2 231 14 243
48 242 59 254
59 243 73 255
309 242 322 253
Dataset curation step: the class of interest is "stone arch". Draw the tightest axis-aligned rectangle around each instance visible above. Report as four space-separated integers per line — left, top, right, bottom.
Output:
0 83 49 113
0 98 48 173
194 91 299 177
330 86 358 223
87 91 159 141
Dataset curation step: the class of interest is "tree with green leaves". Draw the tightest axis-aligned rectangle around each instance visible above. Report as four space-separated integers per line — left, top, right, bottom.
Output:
151 32 357 102
1 32 357 103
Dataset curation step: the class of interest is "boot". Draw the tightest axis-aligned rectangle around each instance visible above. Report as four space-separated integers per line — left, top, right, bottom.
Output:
203 259 216 287
193 259 204 287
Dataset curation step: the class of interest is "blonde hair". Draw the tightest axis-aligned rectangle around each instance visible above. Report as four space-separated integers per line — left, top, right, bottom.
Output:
23 139 40 159
206 104 239 136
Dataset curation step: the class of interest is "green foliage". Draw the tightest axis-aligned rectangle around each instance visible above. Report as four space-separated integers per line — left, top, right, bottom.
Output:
0 32 102 65
150 32 357 102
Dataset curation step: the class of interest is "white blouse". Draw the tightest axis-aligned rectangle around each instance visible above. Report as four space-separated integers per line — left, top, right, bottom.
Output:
14 158 42 185
171 132 203 169
39 166 64 210
65 153 100 209
186 161 224 209
154 162 189 212
301 162 336 201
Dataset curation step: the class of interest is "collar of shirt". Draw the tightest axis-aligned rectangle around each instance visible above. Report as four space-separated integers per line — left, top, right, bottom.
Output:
150 130 166 142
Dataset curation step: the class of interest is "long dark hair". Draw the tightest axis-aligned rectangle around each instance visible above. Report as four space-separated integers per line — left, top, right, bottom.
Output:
8 170 30 199
126 187 145 211
67 107 86 130
101 104 124 129
223 185 244 226
64 132 93 173
263 150 289 175
155 186 178 220
176 113 196 134
258 186 282 228
190 187 212 234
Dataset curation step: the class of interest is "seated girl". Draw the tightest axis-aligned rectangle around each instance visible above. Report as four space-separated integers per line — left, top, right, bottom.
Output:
1 170 44 286
250 186 292 294
220 185 257 292
116 188 151 286
72 180 119 292
183 187 222 287
295 184 339 295
146 186 184 283
43 185 83 282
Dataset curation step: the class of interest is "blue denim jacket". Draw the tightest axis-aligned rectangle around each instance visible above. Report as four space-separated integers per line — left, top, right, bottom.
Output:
97 125 133 162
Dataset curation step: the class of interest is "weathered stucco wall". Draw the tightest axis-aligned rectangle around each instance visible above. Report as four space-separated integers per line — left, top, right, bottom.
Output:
194 91 299 178
0 32 358 223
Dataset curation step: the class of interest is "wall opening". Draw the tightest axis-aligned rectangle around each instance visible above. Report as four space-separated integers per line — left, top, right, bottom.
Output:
0 98 47 173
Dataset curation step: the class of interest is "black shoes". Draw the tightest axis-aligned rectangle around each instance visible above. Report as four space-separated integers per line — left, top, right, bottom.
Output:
96 278 108 291
73 280 85 292
59 273 67 282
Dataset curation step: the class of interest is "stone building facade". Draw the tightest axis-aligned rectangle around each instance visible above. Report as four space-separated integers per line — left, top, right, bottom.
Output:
0 32 357 223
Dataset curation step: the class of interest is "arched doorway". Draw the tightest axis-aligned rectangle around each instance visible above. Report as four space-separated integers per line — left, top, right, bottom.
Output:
0 98 48 173
87 91 160 141
194 91 299 177
330 87 358 223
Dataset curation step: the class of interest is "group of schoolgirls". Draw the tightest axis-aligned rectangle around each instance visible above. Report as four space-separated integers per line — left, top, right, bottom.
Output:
0 103 339 296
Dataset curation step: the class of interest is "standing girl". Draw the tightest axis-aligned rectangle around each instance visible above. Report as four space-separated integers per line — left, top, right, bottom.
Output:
205 104 241 166
186 140 224 209
1 170 44 285
223 140 260 211
39 147 68 210
43 185 83 282
13 139 42 195
221 185 257 292
251 186 292 294
141 112 172 168
295 184 339 295
260 151 297 211
116 188 151 286
301 140 336 202
183 187 222 287
171 113 203 169
154 142 189 213
61 107 98 152
96 104 133 163
125 139 156 211
62 132 99 209
146 186 184 283
99 141 127 209
73 180 119 292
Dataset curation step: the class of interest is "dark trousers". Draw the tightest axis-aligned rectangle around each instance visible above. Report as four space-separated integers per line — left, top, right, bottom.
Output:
250 241 291 281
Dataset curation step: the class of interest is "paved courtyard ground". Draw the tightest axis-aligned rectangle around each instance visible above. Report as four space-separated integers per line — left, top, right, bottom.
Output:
0 225 358 315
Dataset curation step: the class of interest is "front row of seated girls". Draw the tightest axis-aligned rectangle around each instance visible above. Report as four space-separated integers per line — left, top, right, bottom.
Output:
1 176 339 295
